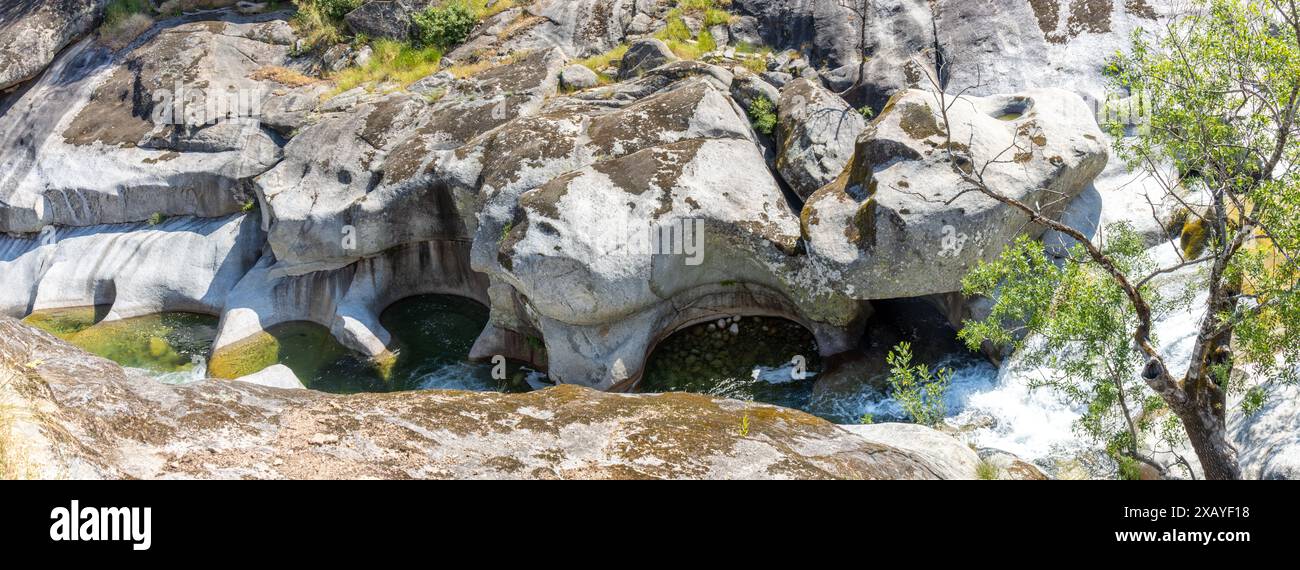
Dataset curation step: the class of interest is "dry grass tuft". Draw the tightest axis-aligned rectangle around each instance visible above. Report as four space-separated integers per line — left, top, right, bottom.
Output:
251 66 319 87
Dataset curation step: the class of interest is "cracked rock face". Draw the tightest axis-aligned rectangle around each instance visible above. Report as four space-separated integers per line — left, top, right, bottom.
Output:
931 0 1178 104
257 48 566 277
0 0 106 91
0 12 297 234
776 78 868 200
797 88 1108 299
0 317 952 480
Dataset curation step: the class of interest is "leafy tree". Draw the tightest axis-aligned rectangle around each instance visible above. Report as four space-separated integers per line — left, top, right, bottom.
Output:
961 228 1196 478
939 0 1300 479
884 342 952 427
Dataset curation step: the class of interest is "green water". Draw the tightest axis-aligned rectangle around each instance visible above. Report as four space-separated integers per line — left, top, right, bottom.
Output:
23 307 218 377
378 295 534 393
639 316 822 411
210 295 534 394
208 320 387 391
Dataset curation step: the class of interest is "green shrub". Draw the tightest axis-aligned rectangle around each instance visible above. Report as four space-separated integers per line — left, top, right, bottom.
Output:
1117 456 1143 480
101 0 156 50
747 95 777 135
318 0 362 19
885 341 952 427
413 2 479 49
292 0 347 49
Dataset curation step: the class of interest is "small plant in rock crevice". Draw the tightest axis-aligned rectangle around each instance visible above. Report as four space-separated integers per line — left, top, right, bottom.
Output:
747 95 777 136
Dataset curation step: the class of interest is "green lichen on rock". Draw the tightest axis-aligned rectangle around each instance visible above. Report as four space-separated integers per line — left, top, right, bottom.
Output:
897 102 943 140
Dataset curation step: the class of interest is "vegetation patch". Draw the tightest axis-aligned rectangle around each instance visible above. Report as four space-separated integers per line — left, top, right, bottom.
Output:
250 66 319 87
884 342 952 427
100 0 155 51
576 44 629 84
747 95 777 135
329 39 443 95
291 0 350 49
413 1 479 49
675 0 733 27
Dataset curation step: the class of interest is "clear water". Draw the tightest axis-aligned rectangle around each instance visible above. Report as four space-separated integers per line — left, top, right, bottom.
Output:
23 307 218 379
209 295 537 394
639 316 822 412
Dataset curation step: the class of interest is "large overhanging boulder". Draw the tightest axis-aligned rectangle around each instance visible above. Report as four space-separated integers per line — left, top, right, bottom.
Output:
0 0 106 91
0 12 297 233
0 317 953 480
212 240 489 361
256 48 567 277
490 137 857 389
798 88 1108 299
446 64 864 389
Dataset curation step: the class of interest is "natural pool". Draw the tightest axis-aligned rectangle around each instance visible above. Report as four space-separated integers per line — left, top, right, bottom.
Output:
23 307 218 382
638 300 985 424
639 316 823 412
209 295 535 394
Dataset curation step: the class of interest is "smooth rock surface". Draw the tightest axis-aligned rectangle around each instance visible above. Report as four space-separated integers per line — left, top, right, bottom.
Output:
560 63 599 90
235 363 305 390
0 13 295 233
0 214 262 320
0 318 954 480
618 38 677 79
841 422 981 480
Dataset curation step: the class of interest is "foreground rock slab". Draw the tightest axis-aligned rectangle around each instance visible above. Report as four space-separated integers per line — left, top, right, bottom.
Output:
0 317 952 480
